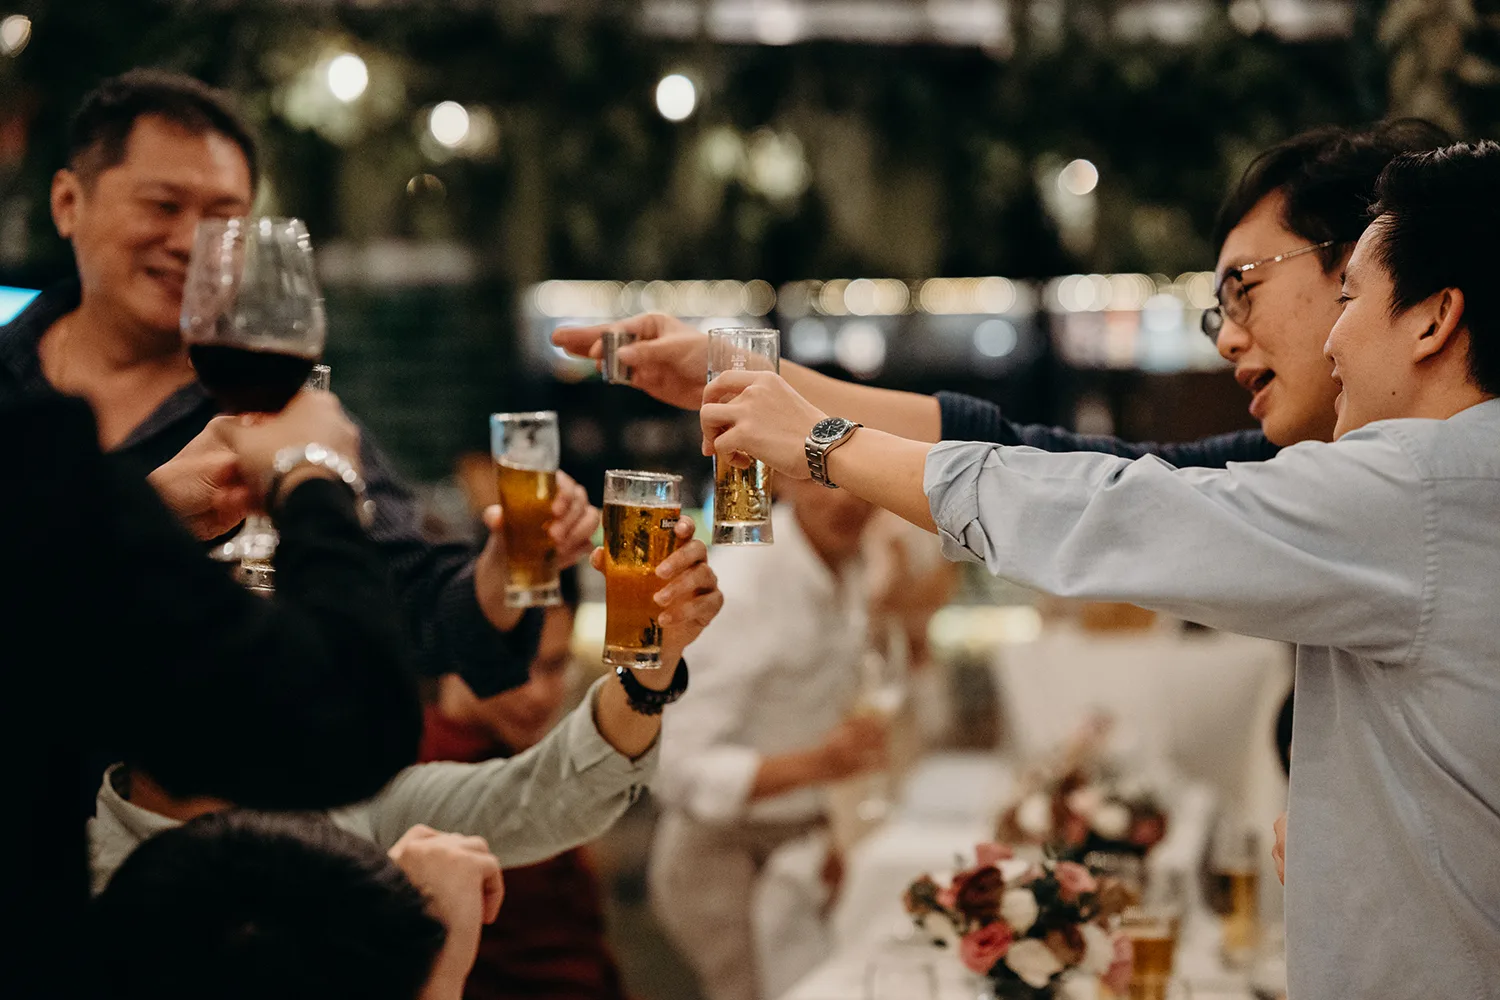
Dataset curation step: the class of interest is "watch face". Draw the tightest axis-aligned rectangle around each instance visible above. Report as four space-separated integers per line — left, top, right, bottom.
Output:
811 417 850 443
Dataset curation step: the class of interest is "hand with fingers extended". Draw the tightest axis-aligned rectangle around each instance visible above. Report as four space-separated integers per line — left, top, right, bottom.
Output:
590 513 723 692
474 470 601 630
551 313 710 410
387 824 505 1000
700 370 829 481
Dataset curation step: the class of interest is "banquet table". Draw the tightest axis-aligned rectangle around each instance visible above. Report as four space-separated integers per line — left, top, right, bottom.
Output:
779 752 1282 1000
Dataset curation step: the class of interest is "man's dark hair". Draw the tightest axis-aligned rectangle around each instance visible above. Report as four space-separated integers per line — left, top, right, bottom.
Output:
1368 141 1500 397
89 811 444 1000
67 68 260 189
1213 119 1452 272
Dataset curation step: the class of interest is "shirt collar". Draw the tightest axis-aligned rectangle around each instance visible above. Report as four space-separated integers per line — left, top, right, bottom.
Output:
88 763 184 894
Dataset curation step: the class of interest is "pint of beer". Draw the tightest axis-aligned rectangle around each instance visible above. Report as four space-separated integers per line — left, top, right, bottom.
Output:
603 470 682 669
490 411 562 607
707 327 779 546
1212 824 1261 969
1121 906 1178 1000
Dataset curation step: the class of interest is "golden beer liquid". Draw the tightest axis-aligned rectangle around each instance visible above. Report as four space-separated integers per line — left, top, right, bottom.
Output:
603 500 680 666
714 458 771 524
1221 868 1261 957
1125 924 1177 1000
496 462 559 603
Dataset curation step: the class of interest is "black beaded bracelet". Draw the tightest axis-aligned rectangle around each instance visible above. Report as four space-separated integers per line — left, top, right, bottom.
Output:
614 659 690 716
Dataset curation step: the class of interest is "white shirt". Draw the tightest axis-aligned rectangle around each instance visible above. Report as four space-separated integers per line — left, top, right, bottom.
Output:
653 506 869 825
925 399 1500 1000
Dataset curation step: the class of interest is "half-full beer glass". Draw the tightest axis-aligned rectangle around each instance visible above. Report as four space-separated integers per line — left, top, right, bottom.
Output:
490 411 562 607
603 470 682 669
707 327 779 545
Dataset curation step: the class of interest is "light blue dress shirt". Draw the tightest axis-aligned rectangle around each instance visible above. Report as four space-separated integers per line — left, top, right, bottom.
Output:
925 399 1500 999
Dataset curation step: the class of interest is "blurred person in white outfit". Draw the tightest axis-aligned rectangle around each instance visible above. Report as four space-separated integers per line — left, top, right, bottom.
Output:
649 479 888 1000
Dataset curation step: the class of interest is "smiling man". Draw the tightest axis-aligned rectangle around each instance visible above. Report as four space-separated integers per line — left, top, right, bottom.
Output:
0 72 600 792
699 142 1500 999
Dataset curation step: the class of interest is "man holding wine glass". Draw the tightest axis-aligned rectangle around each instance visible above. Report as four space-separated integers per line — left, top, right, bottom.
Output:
0 71 597 724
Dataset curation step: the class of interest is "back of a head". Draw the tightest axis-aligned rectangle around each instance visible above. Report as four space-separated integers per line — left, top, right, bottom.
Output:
90 811 443 1000
68 68 260 189
1369 141 1500 397
1213 119 1453 271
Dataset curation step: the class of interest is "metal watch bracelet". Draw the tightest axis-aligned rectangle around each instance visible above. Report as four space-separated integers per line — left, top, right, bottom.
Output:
268 443 376 528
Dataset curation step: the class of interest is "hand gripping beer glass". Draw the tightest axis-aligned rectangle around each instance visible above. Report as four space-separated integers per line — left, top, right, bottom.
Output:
707 328 779 545
603 470 682 669
490 411 562 608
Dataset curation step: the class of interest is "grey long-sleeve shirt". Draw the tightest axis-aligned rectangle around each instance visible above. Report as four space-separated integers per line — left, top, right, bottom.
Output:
925 399 1500 1000
90 676 656 893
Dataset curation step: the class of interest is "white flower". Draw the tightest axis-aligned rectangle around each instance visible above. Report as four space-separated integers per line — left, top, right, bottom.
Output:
998 858 1035 885
1005 938 1065 988
1016 793 1054 837
1078 922 1115 975
1000 887 1040 934
1066 785 1104 819
1091 802 1132 841
923 916 960 952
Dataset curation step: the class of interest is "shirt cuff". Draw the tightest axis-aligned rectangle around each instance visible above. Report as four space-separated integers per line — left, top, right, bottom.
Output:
563 676 661 789
924 441 991 564
437 562 545 697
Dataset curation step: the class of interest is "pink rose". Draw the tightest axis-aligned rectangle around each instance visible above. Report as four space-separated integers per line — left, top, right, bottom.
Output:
1052 861 1098 901
1102 932 1134 994
975 842 1014 868
959 923 1013 974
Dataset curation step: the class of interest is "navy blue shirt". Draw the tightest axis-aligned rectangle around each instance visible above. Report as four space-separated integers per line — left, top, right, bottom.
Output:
937 391 1280 468
0 281 541 697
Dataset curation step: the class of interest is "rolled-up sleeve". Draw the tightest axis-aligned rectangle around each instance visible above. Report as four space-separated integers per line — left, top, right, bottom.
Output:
363 676 656 867
924 431 1428 662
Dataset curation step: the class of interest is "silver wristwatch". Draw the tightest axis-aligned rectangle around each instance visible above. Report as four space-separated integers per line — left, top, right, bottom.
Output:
805 417 863 489
269 443 376 528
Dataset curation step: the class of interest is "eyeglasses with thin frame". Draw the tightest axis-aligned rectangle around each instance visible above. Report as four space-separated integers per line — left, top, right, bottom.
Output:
1201 240 1335 342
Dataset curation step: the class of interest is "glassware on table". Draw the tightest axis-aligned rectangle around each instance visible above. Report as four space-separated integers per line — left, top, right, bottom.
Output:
1120 869 1189 1000
181 216 327 595
602 470 682 669
851 621 909 823
490 411 562 608
706 327 779 546
1208 820 1261 970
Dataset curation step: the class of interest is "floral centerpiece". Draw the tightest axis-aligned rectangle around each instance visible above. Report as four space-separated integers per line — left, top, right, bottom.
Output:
903 843 1135 999
998 764 1169 861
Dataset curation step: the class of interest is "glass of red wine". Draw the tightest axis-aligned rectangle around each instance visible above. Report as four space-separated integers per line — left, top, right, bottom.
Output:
181 216 328 593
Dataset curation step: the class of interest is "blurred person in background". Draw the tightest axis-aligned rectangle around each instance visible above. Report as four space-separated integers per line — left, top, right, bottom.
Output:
553 118 1452 870
0 71 600 797
88 512 723 893
89 811 500 1000
2 388 420 997
697 141 1500 1000
648 477 889 1000
420 567 632 1000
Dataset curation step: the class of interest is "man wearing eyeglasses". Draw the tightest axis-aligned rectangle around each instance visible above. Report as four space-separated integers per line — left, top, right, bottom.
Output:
556 120 1448 467
552 119 1451 884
